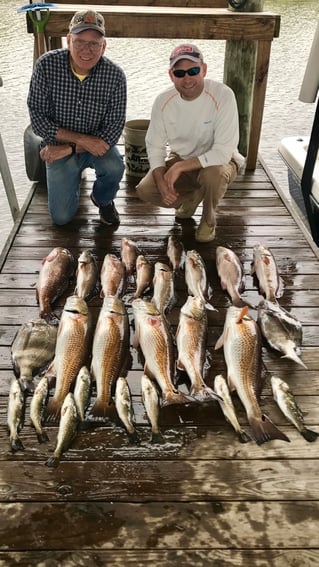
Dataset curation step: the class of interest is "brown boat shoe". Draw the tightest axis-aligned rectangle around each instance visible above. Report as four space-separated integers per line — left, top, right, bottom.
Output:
195 220 216 242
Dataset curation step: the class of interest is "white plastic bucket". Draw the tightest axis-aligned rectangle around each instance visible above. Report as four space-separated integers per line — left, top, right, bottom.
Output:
124 119 150 179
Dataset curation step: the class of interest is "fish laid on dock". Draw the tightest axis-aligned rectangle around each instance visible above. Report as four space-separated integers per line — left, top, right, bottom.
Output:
121 237 140 277
176 295 220 402
271 376 318 442
251 243 284 302
257 299 306 368
215 305 290 445
73 366 91 425
166 235 186 272
74 250 100 301
36 246 75 321
214 374 251 443
30 376 49 443
100 253 125 298
133 254 153 299
141 374 164 444
90 297 130 419
185 249 215 310
132 298 194 407
7 379 26 452
115 376 140 444
152 262 176 315
45 296 93 422
11 317 58 391
216 245 245 307
46 392 78 468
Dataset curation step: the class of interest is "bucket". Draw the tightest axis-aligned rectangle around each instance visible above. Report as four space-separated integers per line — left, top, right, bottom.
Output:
124 119 150 179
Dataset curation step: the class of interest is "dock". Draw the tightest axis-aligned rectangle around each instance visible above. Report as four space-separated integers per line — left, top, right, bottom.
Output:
0 152 319 565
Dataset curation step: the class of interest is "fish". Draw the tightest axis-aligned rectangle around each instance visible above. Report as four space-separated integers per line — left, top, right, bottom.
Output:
73 366 91 424
45 392 78 468
166 235 186 272
74 250 100 301
215 305 290 445
45 295 93 422
214 374 251 443
121 237 140 277
30 376 49 443
251 243 284 302
90 297 130 419
141 373 164 444
100 253 125 298
152 262 176 315
132 298 194 406
176 296 221 402
271 376 318 442
115 376 140 444
7 379 26 452
257 299 306 368
185 249 216 310
216 246 245 307
11 317 58 391
36 246 75 321
133 254 153 299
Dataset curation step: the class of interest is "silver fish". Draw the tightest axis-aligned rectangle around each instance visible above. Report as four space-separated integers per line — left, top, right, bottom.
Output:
132 299 194 406
166 235 186 272
11 318 58 391
251 243 284 302
215 305 289 445
216 246 245 307
121 237 139 277
36 247 75 321
45 295 93 422
257 300 306 368
90 297 130 419
7 379 25 452
141 374 163 444
73 366 91 423
46 392 78 468
271 376 318 442
133 254 153 299
152 262 176 315
115 376 140 444
100 253 125 298
30 376 49 443
74 250 100 301
185 249 215 310
176 296 220 402
214 374 250 443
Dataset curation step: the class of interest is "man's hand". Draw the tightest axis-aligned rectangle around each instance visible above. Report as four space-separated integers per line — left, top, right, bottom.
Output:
76 135 110 156
153 166 179 206
40 144 73 164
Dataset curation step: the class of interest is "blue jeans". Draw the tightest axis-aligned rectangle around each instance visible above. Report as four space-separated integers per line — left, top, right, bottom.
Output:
45 147 124 225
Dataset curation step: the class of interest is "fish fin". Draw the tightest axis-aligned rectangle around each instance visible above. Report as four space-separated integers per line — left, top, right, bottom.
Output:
36 431 50 444
236 305 249 323
190 385 223 403
176 359 186 372
45 399 63 423
205 302 218 312
45 456 60 468
10 437 24 453
91 398 117 420
280 353 307 369
249 414 290 445
214 333 224 350
301 428 318 442
162 391 196 407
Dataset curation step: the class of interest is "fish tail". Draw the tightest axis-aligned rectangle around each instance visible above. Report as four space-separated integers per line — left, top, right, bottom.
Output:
249 414 290 445
162 390 195 407
281 353 307 369
237 430 251 444
301 428 319 442
45 455 60 468
45 399 63 423
205 302 218 312
127 430 141 445
36 430 50 444
10 437 24 453
18 376 34 393
91 398 117 420
190 385 223 403
151 431 165 444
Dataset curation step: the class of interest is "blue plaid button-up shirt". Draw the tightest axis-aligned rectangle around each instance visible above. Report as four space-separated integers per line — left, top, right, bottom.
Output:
28 48 127 147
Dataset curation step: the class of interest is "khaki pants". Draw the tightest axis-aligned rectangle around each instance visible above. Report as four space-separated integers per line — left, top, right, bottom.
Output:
136 154 238 226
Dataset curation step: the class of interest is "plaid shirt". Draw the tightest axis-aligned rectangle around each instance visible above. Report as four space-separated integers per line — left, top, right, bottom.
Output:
27 48 127 147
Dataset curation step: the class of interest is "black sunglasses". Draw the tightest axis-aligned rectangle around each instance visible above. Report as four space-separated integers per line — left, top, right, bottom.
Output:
172 66 201 78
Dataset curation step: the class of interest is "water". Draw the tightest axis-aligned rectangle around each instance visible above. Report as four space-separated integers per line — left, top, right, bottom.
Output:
0 0 318 254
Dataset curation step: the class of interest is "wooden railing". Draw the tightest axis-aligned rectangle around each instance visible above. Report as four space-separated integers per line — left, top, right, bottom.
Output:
25 4 280 169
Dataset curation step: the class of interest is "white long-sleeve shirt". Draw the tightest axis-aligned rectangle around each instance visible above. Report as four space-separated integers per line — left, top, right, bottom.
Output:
146 78 240 171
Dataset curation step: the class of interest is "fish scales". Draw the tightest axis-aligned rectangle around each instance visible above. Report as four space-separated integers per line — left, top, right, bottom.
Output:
115 377 140 444
30 376 49 443
141 374 163 444
45 296 93 422
216 246 245 307
36 247 75 320
185 250 215 310
152 262 176 315
7 379 26 452
252 243 284 302
214 374 250 443
75 250 99 301
167 235 185 272
46 392 78 468
133 255 153 299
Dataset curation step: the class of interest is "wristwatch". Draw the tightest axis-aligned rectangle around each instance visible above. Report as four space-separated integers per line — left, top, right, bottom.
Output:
69 143 76 154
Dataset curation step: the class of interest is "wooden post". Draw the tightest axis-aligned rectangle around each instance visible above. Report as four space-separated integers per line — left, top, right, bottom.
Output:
224 0 264 158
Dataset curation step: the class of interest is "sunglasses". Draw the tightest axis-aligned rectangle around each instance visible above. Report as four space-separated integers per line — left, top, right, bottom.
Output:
172 66 201 78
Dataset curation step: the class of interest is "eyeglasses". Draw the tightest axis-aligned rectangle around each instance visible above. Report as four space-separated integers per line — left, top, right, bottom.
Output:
71 39 104 52
172 66 201 78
